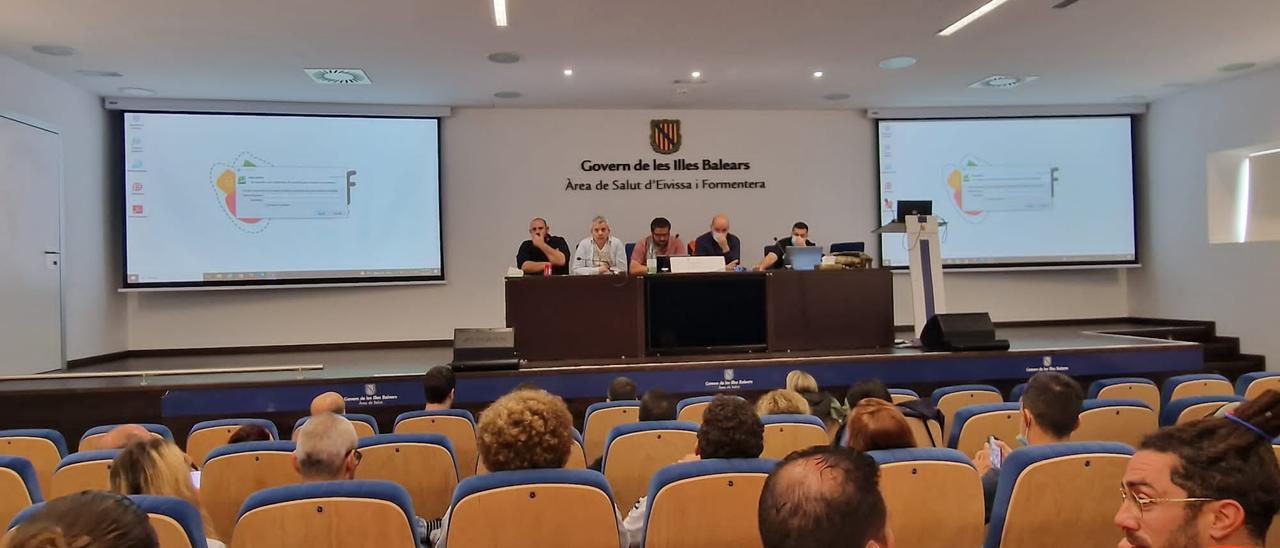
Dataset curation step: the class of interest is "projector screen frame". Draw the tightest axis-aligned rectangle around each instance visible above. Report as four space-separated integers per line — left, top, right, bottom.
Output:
116 109 446 290
873 113 1140 271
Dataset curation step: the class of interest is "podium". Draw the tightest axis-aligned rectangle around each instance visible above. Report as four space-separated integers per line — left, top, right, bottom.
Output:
876 215 947 337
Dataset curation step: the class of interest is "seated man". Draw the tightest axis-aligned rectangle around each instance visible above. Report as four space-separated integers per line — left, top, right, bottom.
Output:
589 389 676 471
570 216 627 275
623 394 764 545
974 371 1083 521
754 222 817 271
1115 390 1280 548
100 424 153 450
758 446 894 548
692 214 741 270
607 377 637 402
422 365 455 411
629 217 685 274
309 391 346 416
516 217 571 275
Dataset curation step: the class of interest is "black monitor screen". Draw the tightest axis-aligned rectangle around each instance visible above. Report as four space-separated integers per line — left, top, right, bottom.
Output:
646 275 767 354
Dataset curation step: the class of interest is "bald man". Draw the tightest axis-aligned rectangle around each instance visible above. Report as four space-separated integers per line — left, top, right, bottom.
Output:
309 392 346 416
692 214 741 269
99 424 153 450
757 446 895 548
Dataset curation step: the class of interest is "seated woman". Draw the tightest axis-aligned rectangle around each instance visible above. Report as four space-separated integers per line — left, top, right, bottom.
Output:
110 437 224 548
844 398 916 452
756 389 811 417
7 491 158 548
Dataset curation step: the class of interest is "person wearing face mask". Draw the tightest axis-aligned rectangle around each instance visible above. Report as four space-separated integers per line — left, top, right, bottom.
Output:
754 221 816 271
972 371 1084 522
693 213 742 270
570 215 627 275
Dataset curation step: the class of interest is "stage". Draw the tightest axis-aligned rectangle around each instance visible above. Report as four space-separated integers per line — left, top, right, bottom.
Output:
0 319 1214 447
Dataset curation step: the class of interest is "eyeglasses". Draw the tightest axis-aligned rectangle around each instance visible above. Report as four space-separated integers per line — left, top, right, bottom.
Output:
1119 484 1214 515
349 449 363 465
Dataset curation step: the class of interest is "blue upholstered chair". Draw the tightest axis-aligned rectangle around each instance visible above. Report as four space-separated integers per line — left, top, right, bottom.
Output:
931 384 1003 433
393 410 478 478
443 469 622 547
583 400 641 464
1160 395 1245 427
674 396 716 424
200 440 300 542
356 433 457 520
50 449 120 499
293 413 379 439
236 480 417 548
869 448 983 548
1075 399 1157 446
829 242 866 254
947 403 1021 457
133 495 211 548
79 423 173 451
641 459 777 547
1007 383 1028 403
0 456 42 531
1160 373 1232 409
759 414 828 459
1087 377 1160 413
0 429 68 499
602 421 700 511
187 418 279 466
888 388 919 404
1235 371 1280 400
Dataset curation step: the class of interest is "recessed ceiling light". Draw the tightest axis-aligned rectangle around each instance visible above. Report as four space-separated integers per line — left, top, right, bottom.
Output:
488 52 521 64
938 0 1012 36
494 91 522 99
32 44 76 56
823 92 851 101
304 68 372 85
1220 62 1257 73
812 71 824 78
690 71 702 79
493 0 508 27
879 57 917 70
76 70 124 78
969 75 1038 89
118 87 156 97
563 68 573 76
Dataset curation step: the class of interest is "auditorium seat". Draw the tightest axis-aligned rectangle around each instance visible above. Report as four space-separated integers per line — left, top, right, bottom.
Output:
187 419 279 467
1074 399 1157 447
200 440 301 543
1161 373 1232 409
1087 377 1161 414
0 456 41 532
888 388 919 404
79 423 173 451
759 415 829 459
583 400 641 464
132 495 211 548
869 448 983 548
904 416 945 448
675 396 715 424
1235 371 1280 400
625 242 636 260
233 480 417 548
1160 395 1245 427
948 403 1021 457
1007 383 1027 403
355 434 457 521
50 449 119 499
602 421 699 510
828 241 865 254
984 442 1134 548
292 413 378 440
931 385 1003 433
641 459 776 548
0 429 67 499
393 410 478 479
442 469 621 548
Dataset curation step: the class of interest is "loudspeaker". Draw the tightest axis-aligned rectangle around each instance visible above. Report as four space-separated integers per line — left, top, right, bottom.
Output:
450 328 522 371
920 313 1010 352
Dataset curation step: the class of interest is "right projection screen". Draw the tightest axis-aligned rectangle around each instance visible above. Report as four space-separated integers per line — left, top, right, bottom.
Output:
877 116 1136 268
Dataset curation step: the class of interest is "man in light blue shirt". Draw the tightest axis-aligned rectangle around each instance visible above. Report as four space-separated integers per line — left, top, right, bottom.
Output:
571 216 627 275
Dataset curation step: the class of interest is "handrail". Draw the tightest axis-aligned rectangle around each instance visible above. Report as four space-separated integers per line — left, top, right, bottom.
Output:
0 364 325 384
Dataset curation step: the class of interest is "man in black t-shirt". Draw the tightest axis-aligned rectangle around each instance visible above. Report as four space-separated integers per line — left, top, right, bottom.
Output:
754 221 817 270
515 217 572 275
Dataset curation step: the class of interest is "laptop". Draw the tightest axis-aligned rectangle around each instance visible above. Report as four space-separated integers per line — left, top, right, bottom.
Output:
895 200 933 223
785 246 824 271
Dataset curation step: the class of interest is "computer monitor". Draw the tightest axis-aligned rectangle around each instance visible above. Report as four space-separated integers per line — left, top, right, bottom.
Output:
895 200 933 223
785 246 823 271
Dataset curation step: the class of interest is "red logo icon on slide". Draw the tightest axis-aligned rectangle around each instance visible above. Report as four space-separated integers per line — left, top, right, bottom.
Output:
132 204 144 215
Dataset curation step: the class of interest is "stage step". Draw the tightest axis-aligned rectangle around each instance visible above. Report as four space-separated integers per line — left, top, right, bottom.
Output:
1204 353 1267 380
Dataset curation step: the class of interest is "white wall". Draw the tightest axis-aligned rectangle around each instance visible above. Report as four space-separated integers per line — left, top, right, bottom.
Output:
1131 66 1280 365
0 54 125 360
126 108 1128 350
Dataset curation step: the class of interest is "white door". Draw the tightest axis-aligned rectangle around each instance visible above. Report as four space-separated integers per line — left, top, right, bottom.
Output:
0 114 64 374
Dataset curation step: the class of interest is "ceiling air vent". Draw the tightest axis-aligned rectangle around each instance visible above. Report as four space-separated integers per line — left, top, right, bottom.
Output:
304 68 372 85
969 75 1039 89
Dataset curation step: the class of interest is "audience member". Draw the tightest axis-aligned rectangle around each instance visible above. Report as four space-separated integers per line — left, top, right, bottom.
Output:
423 365 456 411
758 447 894 548
608 377 638 402
7 490 159 548
844 399 915 452
624 394 764 546
756 389 811 417
786 370 819 394
589 389 676 471
227 424 272 444
845 378 893 406
100 424 153 450
974 371 1083 521
785 372 840 439
110 438 221 547
1115 390 1280 548
309 391 346 416
838 378 942 447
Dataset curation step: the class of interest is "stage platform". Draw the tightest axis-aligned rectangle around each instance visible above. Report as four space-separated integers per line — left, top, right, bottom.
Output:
0 320 1210 446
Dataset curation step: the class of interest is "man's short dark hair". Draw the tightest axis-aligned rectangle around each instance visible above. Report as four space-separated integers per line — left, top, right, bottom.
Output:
608 377 637 401
758 446 888 548
845 378 892 406
697 395 763 459
423 366 456 404
1139 390 1280 541
650 217 672 232
639 389 676 421
1021 372 1083 438
792 221 809 232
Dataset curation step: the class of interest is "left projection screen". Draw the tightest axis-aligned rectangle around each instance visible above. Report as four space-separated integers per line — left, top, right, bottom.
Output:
122 112 443 288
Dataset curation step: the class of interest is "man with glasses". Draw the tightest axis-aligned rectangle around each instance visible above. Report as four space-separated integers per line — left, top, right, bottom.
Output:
516 217 572 275
1114 390 1280 548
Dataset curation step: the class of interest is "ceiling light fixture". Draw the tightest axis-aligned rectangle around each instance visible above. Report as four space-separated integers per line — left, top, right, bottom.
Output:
938 0 1013 36
493 0 508 26
76 70 124 78
118 87 156 97
1219 62 1256 73
563 68 573 76
690 71 702 79
1248 148 1280 158
879 57 917 70
812 71 824 78
822 93 851 101
32 44 76 56
487 52 521 64
494 91 522 99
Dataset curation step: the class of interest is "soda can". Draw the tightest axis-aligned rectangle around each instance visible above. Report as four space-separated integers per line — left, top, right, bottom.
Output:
543 263 552 276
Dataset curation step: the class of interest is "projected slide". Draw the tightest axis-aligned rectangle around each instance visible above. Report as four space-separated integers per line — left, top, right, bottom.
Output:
878 116 1136 268
123 112 442 287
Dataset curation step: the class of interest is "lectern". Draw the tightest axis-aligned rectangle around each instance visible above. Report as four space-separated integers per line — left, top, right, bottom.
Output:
876 215 947 337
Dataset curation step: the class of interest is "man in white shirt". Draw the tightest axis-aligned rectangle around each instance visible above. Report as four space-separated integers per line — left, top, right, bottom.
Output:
571 216 627 275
